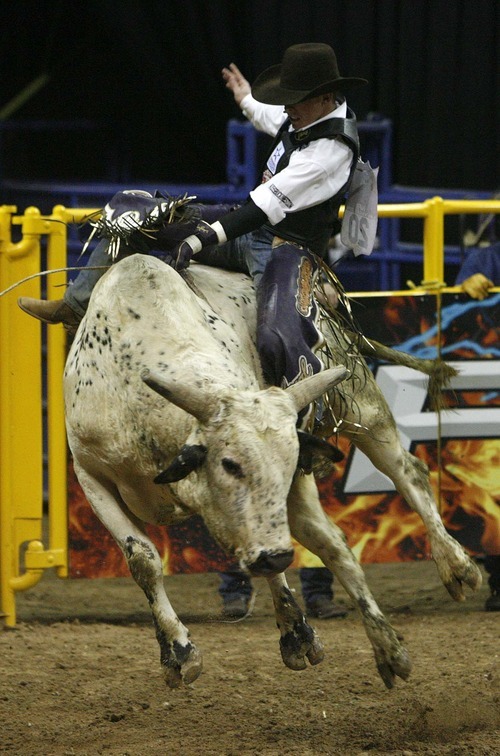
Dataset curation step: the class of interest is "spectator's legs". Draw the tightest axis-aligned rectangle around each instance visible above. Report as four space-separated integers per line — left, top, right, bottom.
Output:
300 566 348 619
484 555 500 611
300 567 334 602
218 570 252 618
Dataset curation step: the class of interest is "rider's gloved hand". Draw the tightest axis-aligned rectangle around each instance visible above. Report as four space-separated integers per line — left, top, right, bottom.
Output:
170 220 225 270
165 199 267 270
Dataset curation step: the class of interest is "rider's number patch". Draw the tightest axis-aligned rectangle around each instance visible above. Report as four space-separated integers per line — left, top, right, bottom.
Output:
341 161 379 257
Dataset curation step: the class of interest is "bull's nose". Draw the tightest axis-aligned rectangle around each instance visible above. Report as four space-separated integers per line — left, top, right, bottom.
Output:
248 549 294 577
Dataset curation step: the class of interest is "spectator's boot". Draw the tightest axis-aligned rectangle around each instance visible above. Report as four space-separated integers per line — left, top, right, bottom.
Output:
306 597 348 619
485 589 500 611
221 595 251 619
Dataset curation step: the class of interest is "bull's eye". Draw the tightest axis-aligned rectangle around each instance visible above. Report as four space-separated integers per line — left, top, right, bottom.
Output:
222 458 245 479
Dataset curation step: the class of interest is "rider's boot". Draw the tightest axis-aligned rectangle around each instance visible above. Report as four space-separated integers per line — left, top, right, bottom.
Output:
17 297 82 336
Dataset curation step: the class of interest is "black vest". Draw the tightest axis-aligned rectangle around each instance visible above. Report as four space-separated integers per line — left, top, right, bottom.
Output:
260 108 360 256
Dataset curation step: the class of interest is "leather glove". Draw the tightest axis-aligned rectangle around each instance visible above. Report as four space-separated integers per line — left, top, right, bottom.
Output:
166 199 265 270
170 220 221 270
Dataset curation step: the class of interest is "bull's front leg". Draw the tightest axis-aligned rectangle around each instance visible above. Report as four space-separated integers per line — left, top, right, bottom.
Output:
123 534 202 688
74 466 202 689
266 573 324 670
287 474 412 689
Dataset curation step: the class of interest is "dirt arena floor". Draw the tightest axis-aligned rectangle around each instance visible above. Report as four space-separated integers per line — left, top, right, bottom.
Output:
1 561 499 756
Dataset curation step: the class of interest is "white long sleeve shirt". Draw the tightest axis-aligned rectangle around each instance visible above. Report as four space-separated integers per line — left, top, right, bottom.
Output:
240 94 353 226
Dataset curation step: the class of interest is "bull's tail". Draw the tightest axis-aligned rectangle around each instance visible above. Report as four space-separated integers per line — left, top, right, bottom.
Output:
349 331 458 410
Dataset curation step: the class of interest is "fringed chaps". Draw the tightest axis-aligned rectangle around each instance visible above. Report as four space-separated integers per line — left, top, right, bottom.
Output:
256 242 324 429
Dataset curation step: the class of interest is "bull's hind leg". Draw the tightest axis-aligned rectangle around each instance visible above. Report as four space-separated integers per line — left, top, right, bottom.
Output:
350 415 482 600
266 573 325 670
288 474 412 689
74 464 202 689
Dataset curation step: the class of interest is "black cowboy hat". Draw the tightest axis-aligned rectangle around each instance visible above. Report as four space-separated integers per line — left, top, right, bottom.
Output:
251 43 368 106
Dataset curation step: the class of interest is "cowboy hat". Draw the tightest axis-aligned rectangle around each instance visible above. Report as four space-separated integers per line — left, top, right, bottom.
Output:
251 43 368 106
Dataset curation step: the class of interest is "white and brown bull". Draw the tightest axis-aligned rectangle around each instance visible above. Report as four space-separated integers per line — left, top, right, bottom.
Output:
64 253 481 690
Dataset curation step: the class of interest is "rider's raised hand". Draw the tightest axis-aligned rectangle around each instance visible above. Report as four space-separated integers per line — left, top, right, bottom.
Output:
222 63 251 106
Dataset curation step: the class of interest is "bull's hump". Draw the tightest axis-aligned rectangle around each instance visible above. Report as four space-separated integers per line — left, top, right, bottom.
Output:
64 256 260 409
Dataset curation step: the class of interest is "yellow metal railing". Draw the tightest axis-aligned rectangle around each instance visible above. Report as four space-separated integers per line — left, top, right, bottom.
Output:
0 197 499 627
343 197 500 295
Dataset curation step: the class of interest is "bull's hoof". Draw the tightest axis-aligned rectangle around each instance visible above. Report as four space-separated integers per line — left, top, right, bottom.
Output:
446 558 482 601
161 642 203 689
306 632 325 666
279 622 325 670
375 644 412 689
364 614 412 689
435 549 483 602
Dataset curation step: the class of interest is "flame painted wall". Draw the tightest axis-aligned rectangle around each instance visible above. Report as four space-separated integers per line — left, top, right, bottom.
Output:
68 292 500 577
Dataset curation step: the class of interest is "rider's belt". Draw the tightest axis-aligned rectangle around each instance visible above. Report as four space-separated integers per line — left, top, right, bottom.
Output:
272 236 305 250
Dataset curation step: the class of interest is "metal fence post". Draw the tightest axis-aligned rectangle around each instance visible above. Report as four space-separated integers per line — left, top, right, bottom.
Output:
0 206 45 626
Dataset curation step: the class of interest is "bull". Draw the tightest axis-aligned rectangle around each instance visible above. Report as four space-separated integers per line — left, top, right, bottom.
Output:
64 252 481 690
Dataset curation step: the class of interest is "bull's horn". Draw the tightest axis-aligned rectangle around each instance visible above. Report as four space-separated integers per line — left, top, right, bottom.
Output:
285 366 348 412
141 368 216 422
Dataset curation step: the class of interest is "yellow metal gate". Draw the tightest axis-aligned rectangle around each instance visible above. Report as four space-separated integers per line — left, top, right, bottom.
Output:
0 205 96 626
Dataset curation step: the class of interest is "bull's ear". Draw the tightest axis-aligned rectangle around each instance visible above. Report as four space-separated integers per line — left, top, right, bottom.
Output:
297 431 344 475
154 444 207 484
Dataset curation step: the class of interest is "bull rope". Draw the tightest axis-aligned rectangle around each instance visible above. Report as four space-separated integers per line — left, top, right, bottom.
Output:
0 266 110 299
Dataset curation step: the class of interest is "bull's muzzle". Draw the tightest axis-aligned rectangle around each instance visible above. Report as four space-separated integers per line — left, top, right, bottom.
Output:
248 549 295 577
